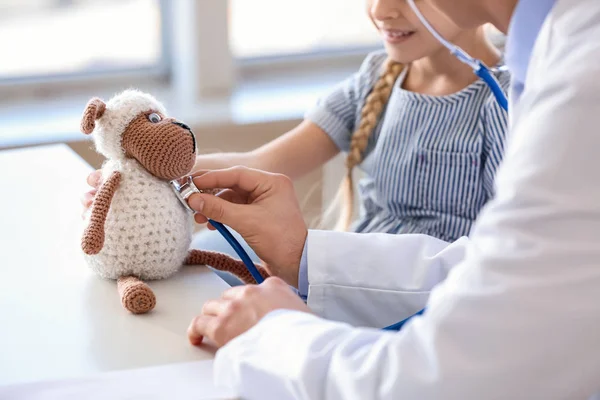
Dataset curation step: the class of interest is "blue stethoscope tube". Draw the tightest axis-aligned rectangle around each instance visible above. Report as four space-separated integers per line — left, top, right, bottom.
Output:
210 1 510 332
209 219 266 285
474 62 509 111
381 308 426 331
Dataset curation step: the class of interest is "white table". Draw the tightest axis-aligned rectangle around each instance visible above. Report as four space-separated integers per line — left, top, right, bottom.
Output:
0 144 230 387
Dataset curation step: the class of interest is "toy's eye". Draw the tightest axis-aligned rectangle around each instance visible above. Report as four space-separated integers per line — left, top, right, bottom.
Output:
148 113 162 123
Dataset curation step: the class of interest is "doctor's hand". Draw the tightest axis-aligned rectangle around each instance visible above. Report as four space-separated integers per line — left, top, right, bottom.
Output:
187 277 312 348
188 166 307 287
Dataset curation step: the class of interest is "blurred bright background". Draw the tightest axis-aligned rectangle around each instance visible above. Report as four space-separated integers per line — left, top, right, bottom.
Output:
0 0 163 78
0 0 504 220
0 0 387 216
0 0 378 80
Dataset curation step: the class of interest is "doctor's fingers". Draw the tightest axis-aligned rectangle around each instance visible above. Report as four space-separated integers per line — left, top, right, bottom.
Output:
220 279 290 298
192 166 282 196
187 315 211 346
201 298 238 316
192 189 249 225
221 284 261 300
214 188 250 205
188 314 234 347
188 192 257 231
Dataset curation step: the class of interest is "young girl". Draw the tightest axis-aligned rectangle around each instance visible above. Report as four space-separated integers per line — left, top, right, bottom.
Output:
83 0 509 285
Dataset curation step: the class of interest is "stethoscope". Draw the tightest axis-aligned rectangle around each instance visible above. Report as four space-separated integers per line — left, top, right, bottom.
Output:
172 0 509 332
407 0 509 113
171 176 266 285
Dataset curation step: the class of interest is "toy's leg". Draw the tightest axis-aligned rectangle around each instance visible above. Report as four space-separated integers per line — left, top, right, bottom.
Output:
185 249 270 285
117 276 156 314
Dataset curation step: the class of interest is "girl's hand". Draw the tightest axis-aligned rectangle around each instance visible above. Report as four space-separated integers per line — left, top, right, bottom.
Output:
187 277 312 348
81 170 102 218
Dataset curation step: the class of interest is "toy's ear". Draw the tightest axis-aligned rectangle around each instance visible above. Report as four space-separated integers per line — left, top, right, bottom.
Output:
80 98 106 135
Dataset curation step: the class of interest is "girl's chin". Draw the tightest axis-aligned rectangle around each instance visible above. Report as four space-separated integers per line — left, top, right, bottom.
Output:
383 42 433 65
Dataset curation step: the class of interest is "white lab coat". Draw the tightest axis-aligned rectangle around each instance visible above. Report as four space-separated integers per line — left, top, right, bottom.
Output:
213 0 600 398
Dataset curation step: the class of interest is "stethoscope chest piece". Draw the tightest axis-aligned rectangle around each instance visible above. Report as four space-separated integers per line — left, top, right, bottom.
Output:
170 175 202 213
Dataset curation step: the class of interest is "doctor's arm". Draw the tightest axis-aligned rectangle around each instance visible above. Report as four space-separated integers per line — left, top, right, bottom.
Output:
299 230 468 328
208 10 600 399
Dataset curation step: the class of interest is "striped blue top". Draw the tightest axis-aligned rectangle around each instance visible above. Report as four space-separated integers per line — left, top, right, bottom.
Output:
305 51 510 242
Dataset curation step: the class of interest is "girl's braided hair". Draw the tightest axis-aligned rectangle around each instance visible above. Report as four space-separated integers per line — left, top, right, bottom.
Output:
323 58 404 231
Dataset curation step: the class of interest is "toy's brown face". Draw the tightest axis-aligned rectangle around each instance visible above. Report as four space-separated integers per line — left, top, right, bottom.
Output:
121 111 197 180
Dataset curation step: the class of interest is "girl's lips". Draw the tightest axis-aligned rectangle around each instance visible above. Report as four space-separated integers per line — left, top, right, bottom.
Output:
381 29 416 44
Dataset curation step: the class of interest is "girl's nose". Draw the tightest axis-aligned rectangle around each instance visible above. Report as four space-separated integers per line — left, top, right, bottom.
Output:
370 0 402 21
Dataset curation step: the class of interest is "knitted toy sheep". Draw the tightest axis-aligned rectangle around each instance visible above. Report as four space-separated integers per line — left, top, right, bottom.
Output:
80 89 269 314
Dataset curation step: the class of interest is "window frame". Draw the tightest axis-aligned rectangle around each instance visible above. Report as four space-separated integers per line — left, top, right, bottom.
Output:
0 0 172 94
0 0 381 104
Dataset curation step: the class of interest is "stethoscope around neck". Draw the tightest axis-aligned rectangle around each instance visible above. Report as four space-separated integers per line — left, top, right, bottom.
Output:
172 1 509 333
407 0 509 112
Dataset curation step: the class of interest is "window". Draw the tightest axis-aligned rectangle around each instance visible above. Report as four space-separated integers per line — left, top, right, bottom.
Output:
0 0 383 148
228 0 381 59
0 0 165 81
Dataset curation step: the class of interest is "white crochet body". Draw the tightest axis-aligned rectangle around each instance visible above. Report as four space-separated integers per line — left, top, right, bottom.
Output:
83 158 193 280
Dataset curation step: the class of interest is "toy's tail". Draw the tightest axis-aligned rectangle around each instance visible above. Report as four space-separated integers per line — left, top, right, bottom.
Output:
185 249 270 285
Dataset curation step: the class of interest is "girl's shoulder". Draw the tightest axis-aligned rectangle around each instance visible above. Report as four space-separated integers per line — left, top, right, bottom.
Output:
353 49 393 93
357 49 390 75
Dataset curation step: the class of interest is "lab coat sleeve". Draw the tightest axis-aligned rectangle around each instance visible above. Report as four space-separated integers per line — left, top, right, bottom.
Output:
305 230 468 328
213 3 600 399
